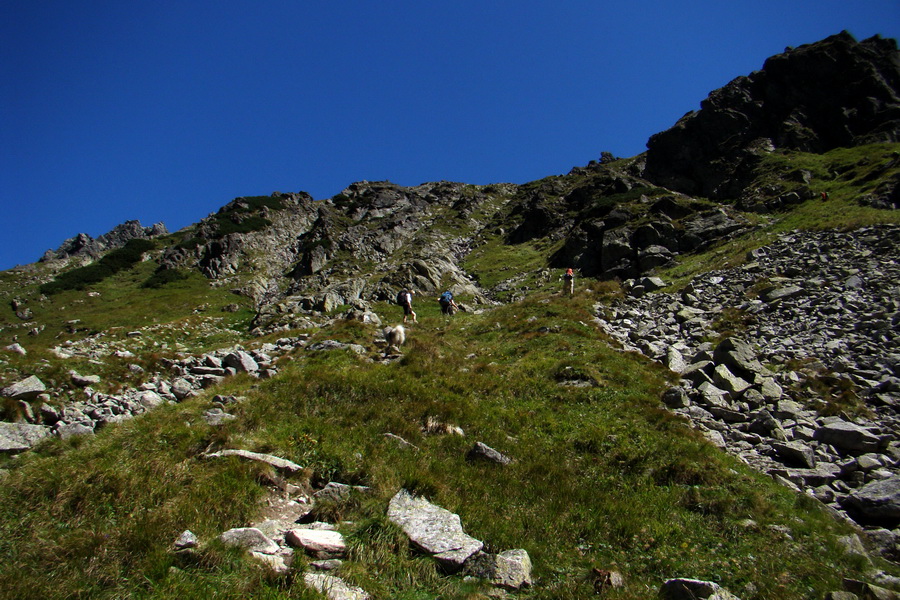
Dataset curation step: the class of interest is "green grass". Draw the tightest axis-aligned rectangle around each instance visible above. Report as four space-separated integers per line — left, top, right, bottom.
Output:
462 234 563 295
0 254 254 399
0 290 888 600
40 239 157 295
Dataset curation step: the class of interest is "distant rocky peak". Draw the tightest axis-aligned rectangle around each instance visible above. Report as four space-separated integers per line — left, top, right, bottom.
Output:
40 220 167 263
644 31 900 198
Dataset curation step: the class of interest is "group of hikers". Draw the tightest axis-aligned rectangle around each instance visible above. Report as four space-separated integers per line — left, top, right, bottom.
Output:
394 289 460 324
395 268 575 323
395 289 418 323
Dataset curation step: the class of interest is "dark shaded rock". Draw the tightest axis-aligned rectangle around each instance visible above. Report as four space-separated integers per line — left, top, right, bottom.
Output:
662 386 689 408
772 440 817 468
842 579 900 600
841 476 900 525
466 441 512 465
600 227 634 278
660 578 742 599
713 338 769 380
645 32 900 199
680 209 748 251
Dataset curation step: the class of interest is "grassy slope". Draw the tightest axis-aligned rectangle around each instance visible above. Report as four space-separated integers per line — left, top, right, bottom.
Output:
0 291 888 600
0 246 255 407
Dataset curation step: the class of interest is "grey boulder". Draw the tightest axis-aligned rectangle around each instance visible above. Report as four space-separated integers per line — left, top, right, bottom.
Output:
0 422 51 453
1 375 46 400
660 578 742 599
841 476 900 524
219 527 279 555
387 489 483 572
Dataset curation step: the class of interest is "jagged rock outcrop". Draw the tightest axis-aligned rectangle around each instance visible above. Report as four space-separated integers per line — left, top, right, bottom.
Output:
158 185 495 326
645 32 900 198
553 205 751 279
40 220 167 262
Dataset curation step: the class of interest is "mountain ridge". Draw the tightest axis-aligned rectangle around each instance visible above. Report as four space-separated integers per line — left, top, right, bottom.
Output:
28 33 900 331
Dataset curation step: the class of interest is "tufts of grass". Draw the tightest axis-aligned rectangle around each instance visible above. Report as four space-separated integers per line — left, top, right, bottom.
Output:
142 267 191 289
0 399 270 600
3 148 900 596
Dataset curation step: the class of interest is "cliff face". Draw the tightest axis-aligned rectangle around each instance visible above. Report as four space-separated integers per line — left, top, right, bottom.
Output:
643 32 900 198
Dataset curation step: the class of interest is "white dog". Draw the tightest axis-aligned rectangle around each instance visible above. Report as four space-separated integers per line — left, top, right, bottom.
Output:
383 324 406 352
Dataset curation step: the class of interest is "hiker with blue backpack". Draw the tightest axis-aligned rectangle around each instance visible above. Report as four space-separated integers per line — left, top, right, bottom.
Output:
438 290 459 315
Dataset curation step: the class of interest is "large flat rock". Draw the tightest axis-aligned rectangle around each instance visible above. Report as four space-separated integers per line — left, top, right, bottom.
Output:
0 422 51 453
387 489 483 571
1 375 46 400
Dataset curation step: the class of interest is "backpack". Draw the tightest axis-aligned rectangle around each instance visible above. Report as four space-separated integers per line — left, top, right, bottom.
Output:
396 290 407 305
439 291 452 303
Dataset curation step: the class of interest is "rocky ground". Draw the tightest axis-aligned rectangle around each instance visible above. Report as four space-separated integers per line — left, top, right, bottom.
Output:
595 224 900 570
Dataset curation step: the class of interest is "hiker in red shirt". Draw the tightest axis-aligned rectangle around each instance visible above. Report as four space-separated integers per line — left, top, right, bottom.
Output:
563 268 575 295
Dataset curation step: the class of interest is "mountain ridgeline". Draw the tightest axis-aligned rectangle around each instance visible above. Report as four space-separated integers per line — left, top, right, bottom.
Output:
34 32 900 334
3 31 900 600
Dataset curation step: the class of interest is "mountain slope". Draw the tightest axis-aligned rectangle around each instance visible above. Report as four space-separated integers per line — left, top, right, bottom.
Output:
1 31 900 600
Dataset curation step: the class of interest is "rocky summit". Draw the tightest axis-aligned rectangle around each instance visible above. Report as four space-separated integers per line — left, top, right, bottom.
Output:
645 32 900 199
1 31 900 600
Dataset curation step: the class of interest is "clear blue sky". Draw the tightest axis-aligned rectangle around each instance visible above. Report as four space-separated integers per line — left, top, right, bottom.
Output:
2 1 898 270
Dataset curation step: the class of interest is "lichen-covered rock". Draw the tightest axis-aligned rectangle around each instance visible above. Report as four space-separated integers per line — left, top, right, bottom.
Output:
0 422 51 453
492 549 533 589
303 573 370 600
219 527 279 555
387 489 483 571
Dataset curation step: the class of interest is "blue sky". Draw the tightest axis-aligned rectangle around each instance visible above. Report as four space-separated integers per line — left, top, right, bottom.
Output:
2 1 898 270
